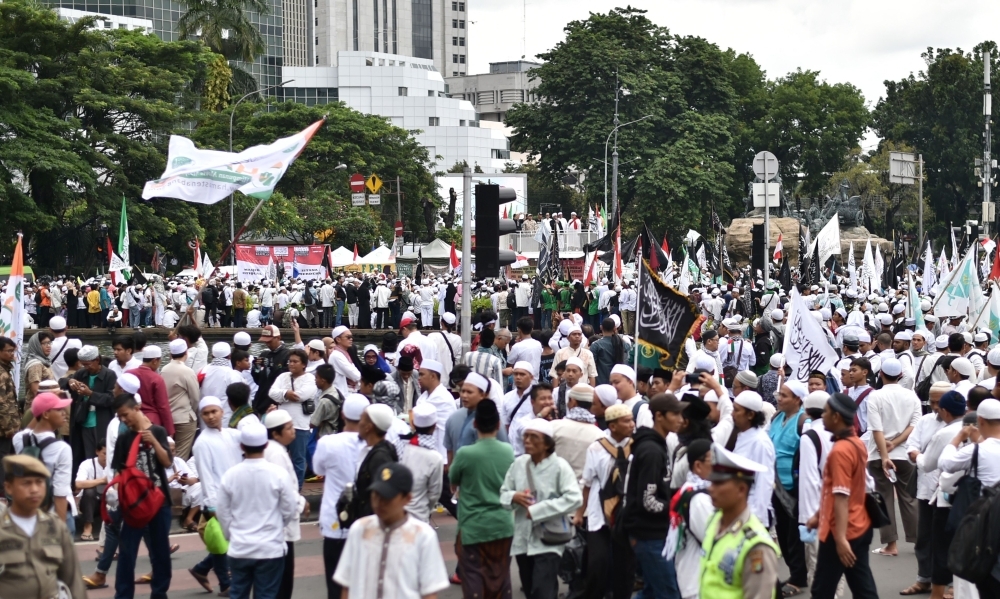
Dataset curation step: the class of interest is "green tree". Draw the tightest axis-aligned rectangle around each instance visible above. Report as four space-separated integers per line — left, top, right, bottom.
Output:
190 101 438 253
873 44 995 239
755 70 871 196
0 0 212 272
176 0 270 95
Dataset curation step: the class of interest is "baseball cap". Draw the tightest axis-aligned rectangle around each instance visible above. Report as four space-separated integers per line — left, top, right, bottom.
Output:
259 325 281 339
367 462 414 498
31 392 72 417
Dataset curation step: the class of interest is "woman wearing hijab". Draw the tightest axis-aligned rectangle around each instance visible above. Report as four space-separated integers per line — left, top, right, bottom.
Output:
23 331 54 416
362 344 392 374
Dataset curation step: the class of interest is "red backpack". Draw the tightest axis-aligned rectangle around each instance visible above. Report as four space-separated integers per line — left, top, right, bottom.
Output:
102 434 165 528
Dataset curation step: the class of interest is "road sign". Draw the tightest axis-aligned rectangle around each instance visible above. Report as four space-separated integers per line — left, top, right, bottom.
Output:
889 152 918 184
351 193 366 206
394 221 403 237
366 174 383 193
350 173 365 193
753 183 781 208
368 194 380 205
752 151 779 181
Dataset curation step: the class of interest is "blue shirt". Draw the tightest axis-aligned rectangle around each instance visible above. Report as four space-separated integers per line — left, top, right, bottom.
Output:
445 407 509 455
768 408 804 488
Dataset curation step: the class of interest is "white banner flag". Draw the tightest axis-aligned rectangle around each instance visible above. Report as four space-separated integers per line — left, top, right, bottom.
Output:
109 251 129 273
142 120 324 204
816 213 841 266
782 288 840 382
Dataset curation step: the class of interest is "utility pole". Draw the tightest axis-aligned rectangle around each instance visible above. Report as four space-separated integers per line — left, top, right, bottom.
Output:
460 167 472 353
984 52 993 237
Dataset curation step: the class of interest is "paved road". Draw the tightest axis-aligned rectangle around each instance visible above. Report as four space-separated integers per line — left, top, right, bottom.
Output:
82 508 923 599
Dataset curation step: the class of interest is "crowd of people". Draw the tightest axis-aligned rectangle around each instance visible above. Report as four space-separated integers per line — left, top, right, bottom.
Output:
5 265 1000 599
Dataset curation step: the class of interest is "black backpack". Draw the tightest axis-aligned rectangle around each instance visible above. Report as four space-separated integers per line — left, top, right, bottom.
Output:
18 434 57 510
303 286 315 306
506 290 517 311
948 447 1000 583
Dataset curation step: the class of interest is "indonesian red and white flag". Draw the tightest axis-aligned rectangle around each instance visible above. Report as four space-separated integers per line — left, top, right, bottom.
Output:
352 243 359 264
773 233 783 262
982 237 996 255
450 242 460 272
614 225 623 282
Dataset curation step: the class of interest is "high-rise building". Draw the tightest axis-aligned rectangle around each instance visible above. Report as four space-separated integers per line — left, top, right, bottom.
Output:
314 0 466 73
446 60 540 121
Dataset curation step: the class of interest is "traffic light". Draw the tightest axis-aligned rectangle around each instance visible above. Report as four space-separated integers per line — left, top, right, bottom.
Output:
474 184 517 277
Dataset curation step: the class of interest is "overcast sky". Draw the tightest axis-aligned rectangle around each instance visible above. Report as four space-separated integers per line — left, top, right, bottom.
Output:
468 0 996 150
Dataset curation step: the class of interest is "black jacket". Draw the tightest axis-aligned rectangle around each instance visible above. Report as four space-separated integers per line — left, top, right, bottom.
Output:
68 366 118 474
252 345 291 414
355 439 398 519
620 427 672 540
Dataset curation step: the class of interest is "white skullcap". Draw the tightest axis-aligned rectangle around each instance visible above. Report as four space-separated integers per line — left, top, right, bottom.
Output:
803 391 830 411
695 355 716 371
240 422 268 447
977 398 1000 420
464 372 490 392
142 346 162 360
412 402 438 428
988 347 1000 367
442 312 457 325
951 357 975 378
568 323 583 334
610 364 636 383
878 314 893 325
365 403 395 431
836 358 853 371
233 332 252 346
771 309 784 321
212 342 231 358
976 332 990 343
595 384 619 407
118 372 140 394
935 335 949 349
513 361 535 376
78 345 100 362
557 320 573 335
343 393 370 420
892 303 905 315
769 353 784 368
263 409 292 429
331 325 350 339
609 314 621 328
169 339 188 356
523 418 554 438
565 357 585 371
858 331 872 343
199 396 223 412
421 359 444 376
734 390 764 413
49 316 66 330
783 380 808 399
893 331 912 342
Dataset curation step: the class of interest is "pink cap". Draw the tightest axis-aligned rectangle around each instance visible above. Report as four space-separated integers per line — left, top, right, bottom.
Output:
31 392 72 418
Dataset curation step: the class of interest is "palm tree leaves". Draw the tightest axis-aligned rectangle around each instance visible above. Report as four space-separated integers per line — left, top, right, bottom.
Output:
176 0 269 63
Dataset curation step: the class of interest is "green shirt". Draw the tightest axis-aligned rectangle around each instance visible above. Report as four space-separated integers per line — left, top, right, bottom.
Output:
449 437 515 544
588 290 601 315
559 288 571 310
541 289 557 311
84 374 98 428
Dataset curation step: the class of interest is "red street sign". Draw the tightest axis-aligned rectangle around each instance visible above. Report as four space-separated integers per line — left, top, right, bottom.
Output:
394 221 403 237
349 173 365 193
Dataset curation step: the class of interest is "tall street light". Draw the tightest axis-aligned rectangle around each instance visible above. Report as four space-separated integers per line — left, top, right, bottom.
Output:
228 79 294 263
604 114 653 217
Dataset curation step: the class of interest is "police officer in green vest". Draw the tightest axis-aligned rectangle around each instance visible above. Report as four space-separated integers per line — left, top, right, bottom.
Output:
699 445 780 599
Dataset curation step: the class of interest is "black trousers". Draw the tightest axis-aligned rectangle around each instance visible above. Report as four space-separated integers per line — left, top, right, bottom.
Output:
80 487 105 525
773 493 808 587
376 308 389 329
585 525 635 599
915 499 933 583
439 470 457 518
515 552 561 599
977 575 1000 597
931 506 954 586
278 541 294 599
323 537 346 599
810 527 878 599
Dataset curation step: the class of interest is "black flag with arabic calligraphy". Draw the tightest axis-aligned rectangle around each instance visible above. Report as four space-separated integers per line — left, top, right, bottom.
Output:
635 258 700 370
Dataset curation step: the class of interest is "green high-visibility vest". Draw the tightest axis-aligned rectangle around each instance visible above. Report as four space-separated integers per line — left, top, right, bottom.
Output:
699 510 780 599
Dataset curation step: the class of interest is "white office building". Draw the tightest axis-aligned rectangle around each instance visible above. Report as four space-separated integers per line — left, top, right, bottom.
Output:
285 51 510 171
53 8 153 34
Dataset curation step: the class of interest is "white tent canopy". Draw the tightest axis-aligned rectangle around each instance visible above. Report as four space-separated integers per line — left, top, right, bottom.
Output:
399 238 453 262
329 246 356 267
358 245 395 264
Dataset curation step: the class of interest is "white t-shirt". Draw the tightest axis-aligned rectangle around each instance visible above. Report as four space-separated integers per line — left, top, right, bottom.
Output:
312 431 364 539
9 512 38 537
865 384 922 461
507 338 543 379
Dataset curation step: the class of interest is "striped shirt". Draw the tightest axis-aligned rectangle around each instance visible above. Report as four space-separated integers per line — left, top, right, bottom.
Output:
463 350 504 389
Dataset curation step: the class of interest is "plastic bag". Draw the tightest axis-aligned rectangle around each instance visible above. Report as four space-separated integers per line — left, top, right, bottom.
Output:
202 516 229 555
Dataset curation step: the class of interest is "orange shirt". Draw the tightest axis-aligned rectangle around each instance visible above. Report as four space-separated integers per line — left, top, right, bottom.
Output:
818 432 871 542
40 288 51 308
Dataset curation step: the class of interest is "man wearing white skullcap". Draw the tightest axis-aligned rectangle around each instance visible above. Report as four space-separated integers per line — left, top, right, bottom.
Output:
731 390 776 525
161 338 200 460
429 312 462 384
551 325 598 387
550 384 603 478
66 345 119 466
312 393 370 599
415 359 456 463
47 316 81 380
190 394 243 593
609 364 653 429
395 402 444 523
501 361 537 427
200 341 244 428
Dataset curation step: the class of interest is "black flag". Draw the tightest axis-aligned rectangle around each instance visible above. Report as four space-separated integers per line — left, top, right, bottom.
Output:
809 241 821 285
635 258 700 370
779 256 792 290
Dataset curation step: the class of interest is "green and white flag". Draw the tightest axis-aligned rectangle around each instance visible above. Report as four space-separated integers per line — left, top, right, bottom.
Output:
937 251 984 318
984 281 1000 342
118 196 130 281
906 269 925 330
142 120 324 204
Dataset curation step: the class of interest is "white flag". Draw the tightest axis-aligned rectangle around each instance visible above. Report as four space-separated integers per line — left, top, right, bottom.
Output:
108 251 129 273
874 244 884 290
201 252 215 279
816 213 842 267
782 288 840 382
142 120 324 204
922 241 935 292
862 239 877 293
848 241 857 291
951 222 960 267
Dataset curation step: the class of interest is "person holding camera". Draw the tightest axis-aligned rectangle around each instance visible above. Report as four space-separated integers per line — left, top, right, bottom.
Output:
267 348 318 490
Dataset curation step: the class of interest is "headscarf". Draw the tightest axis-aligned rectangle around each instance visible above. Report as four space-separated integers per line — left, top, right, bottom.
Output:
363 344 392 374
24 333 51 371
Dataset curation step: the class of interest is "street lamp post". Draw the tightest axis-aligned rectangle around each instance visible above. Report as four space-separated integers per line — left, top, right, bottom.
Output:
603 114 653 217
228 79 294 264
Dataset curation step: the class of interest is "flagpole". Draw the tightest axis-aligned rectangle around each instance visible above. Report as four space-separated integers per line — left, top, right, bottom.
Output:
634 260 642 372
969 280 995 330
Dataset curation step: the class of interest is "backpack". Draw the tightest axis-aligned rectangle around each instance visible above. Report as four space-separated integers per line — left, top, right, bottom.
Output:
597 437 632 526
948 446 1000 583
101 434 165 528
506 291 516 311
303 286 315 306
34 289 43 306
18 434 57 510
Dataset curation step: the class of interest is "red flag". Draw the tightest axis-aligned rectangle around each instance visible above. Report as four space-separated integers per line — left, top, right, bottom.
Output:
614 224 623 282
107 237 118 284
193 239 201 272
450 242 460 271
773 233 783 262
583 255 597 286
661 236 669 256
649 237 660 272
352 243 358 263
502 206 508 219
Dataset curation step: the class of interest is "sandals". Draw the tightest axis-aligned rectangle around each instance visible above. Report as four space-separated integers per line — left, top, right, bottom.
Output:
899 583 931 595
183 523 198 533
135 573 153 584
781 583 805 597
83 576 108 590
170 543 180 554
872 547 898 556
79 533 95 541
